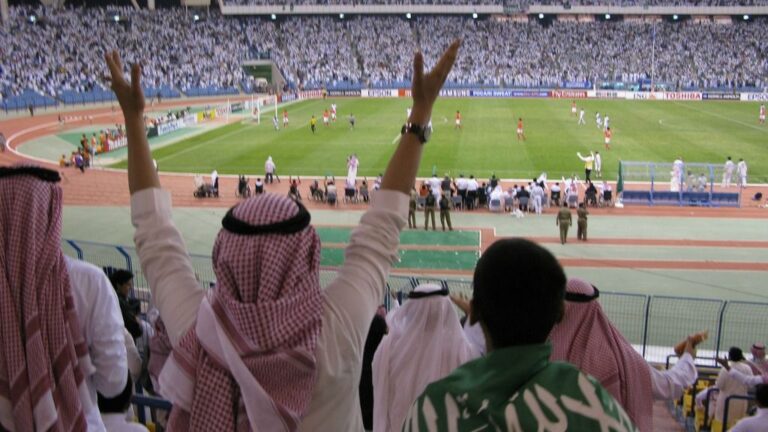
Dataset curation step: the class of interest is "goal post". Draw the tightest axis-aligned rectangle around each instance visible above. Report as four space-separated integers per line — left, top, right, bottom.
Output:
617 161 740 207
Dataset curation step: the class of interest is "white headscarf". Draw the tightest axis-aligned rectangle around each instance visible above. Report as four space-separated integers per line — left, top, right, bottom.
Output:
372 284 478 432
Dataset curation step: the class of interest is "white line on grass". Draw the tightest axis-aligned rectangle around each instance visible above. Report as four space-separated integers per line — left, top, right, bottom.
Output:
155 123 256 163
670 101 768 133
159 98 310 163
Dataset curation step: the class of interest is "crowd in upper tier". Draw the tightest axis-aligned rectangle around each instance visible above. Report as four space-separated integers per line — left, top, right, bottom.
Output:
0 5 766 100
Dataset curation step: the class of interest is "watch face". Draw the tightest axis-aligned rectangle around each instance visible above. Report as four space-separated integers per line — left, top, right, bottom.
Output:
422 125 432 142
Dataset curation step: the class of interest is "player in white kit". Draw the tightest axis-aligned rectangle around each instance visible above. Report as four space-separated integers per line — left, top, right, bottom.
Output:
578 109 586 125
604 115 610 131
722 156 735 188
760 104 765 124
331 103 337 122
737 158 748 188
596 112 602 129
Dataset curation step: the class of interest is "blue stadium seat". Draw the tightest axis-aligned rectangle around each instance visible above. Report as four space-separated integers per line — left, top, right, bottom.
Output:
652 191 681 205
711 192 740 208
622 190 652 204
682 192 711 206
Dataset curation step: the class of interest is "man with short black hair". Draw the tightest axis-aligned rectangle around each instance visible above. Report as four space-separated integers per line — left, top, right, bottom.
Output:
404 239 637 431
109 269 143 340
98 375 148 431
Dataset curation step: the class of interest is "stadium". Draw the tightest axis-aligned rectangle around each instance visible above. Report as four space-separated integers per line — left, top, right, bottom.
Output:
0 0 767 431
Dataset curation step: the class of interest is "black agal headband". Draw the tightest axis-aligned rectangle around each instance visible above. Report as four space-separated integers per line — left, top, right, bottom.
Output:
221 199 311 235
564 285 600 303
0 166 61 183
408 287 450 299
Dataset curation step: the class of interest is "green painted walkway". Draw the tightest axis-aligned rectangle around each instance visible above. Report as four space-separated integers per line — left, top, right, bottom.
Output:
61 205 768 302
317 226 479 246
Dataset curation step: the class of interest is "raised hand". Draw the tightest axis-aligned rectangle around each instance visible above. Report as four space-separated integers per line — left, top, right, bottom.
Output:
105 51 145 116
715 356 730 371
449 293 471 318
409 40 460 125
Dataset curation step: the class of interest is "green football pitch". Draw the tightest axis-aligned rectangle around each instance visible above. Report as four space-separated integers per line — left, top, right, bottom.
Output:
112 97 768 182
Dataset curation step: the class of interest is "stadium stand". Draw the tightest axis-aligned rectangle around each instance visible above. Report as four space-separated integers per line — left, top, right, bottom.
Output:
223 0 768 5
1 5 766 107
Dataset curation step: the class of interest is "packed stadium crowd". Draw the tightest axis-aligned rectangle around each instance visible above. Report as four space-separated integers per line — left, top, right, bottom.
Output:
1 5 766 99
223 0 768 5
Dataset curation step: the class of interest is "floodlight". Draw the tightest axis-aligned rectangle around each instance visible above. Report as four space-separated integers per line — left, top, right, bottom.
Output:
743 14 750 20
340 13 344 19
193 14 200 21
472 13 478 19
406 13 412 19
29 15 36 23
672 14 678 20
271 14 277 20
114 15 120 22
605 14 611 19
538 13 544 19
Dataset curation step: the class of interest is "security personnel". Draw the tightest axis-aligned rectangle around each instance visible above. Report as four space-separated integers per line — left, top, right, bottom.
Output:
556 202 572 244
577 202 589 241
439 192 453 231
424 191 437 231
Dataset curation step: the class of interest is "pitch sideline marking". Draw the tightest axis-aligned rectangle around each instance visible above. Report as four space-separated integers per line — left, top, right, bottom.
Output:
155 122 257 163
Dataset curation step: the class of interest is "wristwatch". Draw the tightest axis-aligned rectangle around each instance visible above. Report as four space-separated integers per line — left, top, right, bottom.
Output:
401 123 431 144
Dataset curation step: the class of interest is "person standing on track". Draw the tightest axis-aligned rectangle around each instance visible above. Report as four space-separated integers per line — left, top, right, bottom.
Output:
264 156 276 184
424 191 437 231
556 202 572 244
439 192 453 231
577 202 589 241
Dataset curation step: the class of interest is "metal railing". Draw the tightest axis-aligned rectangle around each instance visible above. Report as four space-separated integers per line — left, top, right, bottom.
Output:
62 238 768 363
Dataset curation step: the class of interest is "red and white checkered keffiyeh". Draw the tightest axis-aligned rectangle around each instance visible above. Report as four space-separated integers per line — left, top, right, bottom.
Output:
549 278 653 432
147 317 172 395
160 193 323 431
0 167 93 431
